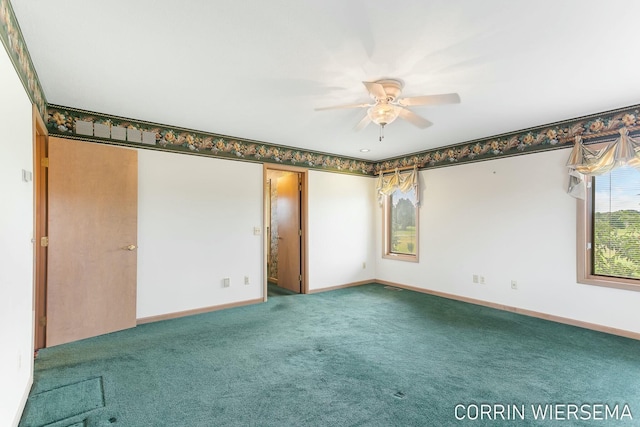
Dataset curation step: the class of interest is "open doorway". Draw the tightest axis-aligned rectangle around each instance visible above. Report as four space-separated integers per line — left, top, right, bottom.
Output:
265 166 307 297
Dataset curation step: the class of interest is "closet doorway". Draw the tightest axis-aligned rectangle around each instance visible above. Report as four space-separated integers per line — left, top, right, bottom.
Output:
265 166 307 296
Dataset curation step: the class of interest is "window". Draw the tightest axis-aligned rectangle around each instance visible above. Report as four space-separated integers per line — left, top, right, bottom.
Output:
578 165 640 291
383 186 419 262
377 167 420 262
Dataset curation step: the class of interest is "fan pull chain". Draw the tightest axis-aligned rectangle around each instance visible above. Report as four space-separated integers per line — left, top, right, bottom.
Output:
379 124 385 142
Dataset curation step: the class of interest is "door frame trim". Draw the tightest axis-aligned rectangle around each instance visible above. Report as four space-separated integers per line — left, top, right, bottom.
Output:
263 164 308 300
33 104 48 349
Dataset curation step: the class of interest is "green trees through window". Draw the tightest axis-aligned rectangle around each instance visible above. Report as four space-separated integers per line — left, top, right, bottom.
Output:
389 189 417 256
592 166 640 280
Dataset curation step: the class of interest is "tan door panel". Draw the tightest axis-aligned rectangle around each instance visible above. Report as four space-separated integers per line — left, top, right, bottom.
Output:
47 137 137 346
276 172 301 293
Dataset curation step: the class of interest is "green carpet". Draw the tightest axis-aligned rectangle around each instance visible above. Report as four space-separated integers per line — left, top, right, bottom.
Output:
20 284 640 426
267 282 298 296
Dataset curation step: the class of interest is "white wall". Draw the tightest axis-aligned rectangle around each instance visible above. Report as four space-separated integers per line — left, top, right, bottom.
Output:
0 48 35 426
308 170 376 290
376 149 640 334
136 151 263 319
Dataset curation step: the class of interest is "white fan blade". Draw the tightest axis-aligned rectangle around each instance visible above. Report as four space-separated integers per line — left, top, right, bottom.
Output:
315 102 370 111
354 114 371 131
398 107 433 129
398 93 460 107
363 81 387 100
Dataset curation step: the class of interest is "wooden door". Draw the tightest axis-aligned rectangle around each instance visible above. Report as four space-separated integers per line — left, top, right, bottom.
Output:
276 172 301 293
47 137 138 346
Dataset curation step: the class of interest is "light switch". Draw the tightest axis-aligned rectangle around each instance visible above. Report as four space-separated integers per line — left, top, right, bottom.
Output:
22 169 32 182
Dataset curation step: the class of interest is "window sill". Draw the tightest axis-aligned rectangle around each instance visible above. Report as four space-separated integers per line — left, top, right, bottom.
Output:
578 274 640 292
383 253 418 263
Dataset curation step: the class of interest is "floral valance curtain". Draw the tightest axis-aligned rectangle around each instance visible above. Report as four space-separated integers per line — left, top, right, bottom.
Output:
376 166 419 206
566 127 640 199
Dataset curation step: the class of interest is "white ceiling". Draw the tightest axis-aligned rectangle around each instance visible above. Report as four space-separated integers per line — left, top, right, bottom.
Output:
11 0 640 161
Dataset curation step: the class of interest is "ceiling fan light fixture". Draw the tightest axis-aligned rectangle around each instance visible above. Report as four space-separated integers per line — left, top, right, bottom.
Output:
367 103 399 126
315 78 459 140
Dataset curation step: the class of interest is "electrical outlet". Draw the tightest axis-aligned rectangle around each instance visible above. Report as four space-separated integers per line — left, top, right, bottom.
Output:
362 262 366 269
244 276 250 285
479 276 485 284
511 280 518 290
222 278 230 288
473 274 478 283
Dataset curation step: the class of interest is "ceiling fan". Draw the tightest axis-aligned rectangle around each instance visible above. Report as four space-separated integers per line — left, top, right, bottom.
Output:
315 78 460 141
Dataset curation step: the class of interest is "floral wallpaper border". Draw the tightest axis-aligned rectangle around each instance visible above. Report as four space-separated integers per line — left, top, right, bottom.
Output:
46 105 375 175
374 105 640 174
47 103 640 178
0 0 46 118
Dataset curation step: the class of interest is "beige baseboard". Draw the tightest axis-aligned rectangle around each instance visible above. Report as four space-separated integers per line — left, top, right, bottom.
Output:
136 298 263 325
136 280 639 341
308 279 371 294
376 280 640 341
136 280 368 323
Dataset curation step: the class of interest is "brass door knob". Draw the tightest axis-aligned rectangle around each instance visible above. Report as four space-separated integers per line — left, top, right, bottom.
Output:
124 244 137 251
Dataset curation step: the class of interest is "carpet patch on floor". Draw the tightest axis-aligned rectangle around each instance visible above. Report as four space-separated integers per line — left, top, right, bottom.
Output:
54 422 85 427
20 377 103 427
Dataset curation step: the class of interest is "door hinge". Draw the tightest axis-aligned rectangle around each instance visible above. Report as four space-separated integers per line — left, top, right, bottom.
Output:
41 157 49 167
587 242 592 250
40 236 49 247
299 275 302 282
298 229 302 236
39 316 46 327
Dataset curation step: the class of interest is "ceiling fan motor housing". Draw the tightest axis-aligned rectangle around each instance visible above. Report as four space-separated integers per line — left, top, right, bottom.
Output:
371 78 404 102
